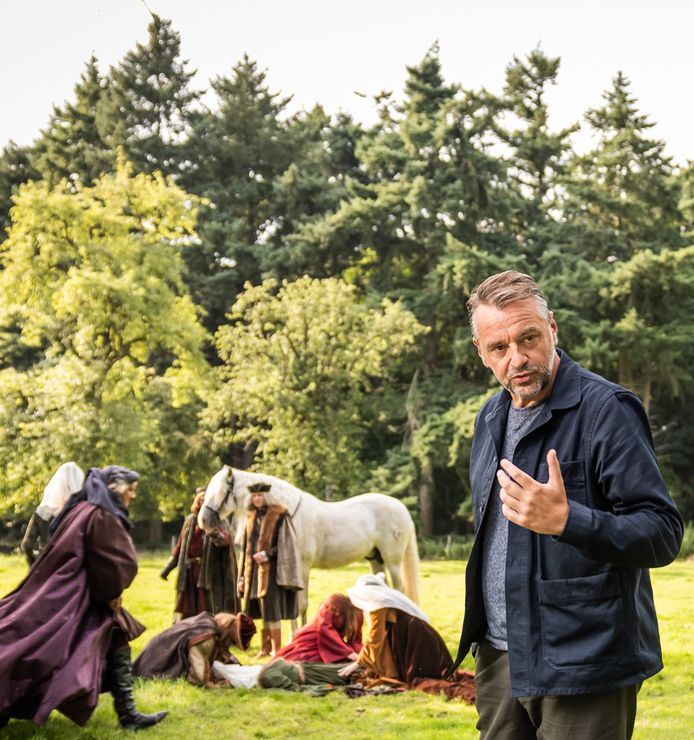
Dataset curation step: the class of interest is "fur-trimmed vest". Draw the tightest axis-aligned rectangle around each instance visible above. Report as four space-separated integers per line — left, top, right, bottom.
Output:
243 505 302 597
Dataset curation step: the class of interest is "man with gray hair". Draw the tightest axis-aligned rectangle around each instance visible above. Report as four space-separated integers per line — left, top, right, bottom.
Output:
448 270 683 738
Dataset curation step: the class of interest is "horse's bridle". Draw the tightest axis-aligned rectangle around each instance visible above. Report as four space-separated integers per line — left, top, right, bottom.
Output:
203 469 301 520
204 467 235 517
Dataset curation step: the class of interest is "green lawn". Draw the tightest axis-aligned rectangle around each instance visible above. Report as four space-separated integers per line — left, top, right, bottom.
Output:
1 553 692 739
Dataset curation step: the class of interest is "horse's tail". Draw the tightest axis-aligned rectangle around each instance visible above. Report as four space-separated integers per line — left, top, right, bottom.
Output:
400 523 421 604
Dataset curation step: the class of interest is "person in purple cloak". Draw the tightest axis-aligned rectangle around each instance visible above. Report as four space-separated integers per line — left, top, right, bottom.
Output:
0 465 168 731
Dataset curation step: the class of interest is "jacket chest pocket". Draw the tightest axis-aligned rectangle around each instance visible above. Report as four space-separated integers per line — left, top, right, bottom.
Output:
537 458 586 505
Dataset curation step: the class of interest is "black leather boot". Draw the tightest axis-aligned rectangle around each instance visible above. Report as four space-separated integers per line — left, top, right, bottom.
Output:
108 646 168 730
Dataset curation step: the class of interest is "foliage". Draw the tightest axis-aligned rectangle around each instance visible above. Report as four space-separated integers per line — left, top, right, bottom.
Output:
677 522 694 559
206 276 427 497
180 55 294 333
96 15 199 178
0 141 39 237
32 55 114 187
0 160 211 519
0 19 692 530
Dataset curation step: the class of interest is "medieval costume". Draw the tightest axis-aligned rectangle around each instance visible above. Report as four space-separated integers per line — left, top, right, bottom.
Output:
161 489 239 621
238 486 302 656
275 593 363 663
134 611 256 687
0 466 167 730
345 573 475 703
20 462 84 566
259 659 352 696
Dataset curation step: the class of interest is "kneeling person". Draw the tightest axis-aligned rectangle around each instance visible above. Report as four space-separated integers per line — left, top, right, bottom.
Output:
340 573 452 685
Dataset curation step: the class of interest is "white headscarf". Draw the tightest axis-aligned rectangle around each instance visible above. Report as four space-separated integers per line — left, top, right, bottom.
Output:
36 462 85 520
347 572 430 623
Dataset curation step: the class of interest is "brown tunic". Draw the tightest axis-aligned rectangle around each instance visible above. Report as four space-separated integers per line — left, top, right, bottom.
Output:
358 607 453 684
173 515 208 618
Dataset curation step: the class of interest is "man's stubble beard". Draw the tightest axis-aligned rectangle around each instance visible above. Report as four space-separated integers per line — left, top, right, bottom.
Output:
503 348 556 403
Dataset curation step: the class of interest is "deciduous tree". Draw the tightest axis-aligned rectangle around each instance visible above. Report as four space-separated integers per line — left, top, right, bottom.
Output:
0 160 211 519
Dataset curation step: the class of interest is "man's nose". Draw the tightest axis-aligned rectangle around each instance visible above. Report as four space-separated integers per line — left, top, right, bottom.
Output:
509 343 528 368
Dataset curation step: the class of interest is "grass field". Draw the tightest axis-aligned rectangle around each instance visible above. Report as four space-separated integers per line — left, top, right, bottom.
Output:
1 552 692 739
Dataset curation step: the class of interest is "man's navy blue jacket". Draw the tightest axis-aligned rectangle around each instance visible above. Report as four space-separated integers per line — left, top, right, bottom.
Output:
450 350 683 696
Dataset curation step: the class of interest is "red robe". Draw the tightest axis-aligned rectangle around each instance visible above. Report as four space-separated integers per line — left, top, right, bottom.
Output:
275 600 363 663
0 502 142 726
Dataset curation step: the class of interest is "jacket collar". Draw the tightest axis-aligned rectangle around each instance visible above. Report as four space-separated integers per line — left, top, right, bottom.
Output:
480 349 581 456
545 349 581 411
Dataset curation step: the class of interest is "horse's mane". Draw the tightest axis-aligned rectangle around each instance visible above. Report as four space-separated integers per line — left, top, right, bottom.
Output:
234 469 304 516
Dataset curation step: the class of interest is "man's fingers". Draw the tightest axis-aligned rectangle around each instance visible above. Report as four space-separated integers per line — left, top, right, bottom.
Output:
546 449 563 484
499 458 535 488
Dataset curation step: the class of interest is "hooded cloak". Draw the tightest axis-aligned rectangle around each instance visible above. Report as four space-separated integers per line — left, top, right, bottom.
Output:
0 495 142 726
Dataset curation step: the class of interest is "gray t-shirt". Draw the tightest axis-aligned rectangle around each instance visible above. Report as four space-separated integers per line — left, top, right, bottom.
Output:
481 402 545 651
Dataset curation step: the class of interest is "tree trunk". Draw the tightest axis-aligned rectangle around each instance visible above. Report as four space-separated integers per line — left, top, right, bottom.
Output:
147 519 163 545
641 373 652 416
418 457 434 537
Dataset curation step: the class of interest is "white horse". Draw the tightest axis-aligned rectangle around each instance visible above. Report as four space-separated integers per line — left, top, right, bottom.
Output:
198 466 421 623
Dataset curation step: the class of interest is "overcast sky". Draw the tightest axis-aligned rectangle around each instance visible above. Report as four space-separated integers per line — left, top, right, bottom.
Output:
2 0 692 164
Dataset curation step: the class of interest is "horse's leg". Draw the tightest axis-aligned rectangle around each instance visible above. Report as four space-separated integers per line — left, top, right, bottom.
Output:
299 565 310 627
385 559 403 592
368 558 385 575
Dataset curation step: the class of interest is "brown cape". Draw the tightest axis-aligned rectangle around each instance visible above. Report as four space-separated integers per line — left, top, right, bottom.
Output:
242 506 302 597
132 612 254 680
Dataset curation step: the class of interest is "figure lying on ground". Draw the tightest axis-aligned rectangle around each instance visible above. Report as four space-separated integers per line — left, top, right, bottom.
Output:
134 612 256 687
258 658 352 696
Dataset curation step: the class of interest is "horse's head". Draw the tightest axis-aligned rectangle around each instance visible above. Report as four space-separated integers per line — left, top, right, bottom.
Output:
198 465 237 533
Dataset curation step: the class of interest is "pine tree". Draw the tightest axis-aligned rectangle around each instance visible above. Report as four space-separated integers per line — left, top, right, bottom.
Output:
0 141 39 237
260 107 368 280
96 15 198 177
297 46 517 534
562 71 681 263
32 56 113 186
180 55 293 332
495 48 578 269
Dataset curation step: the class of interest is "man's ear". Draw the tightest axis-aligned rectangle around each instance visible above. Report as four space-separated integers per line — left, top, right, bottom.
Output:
548 311 558 343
